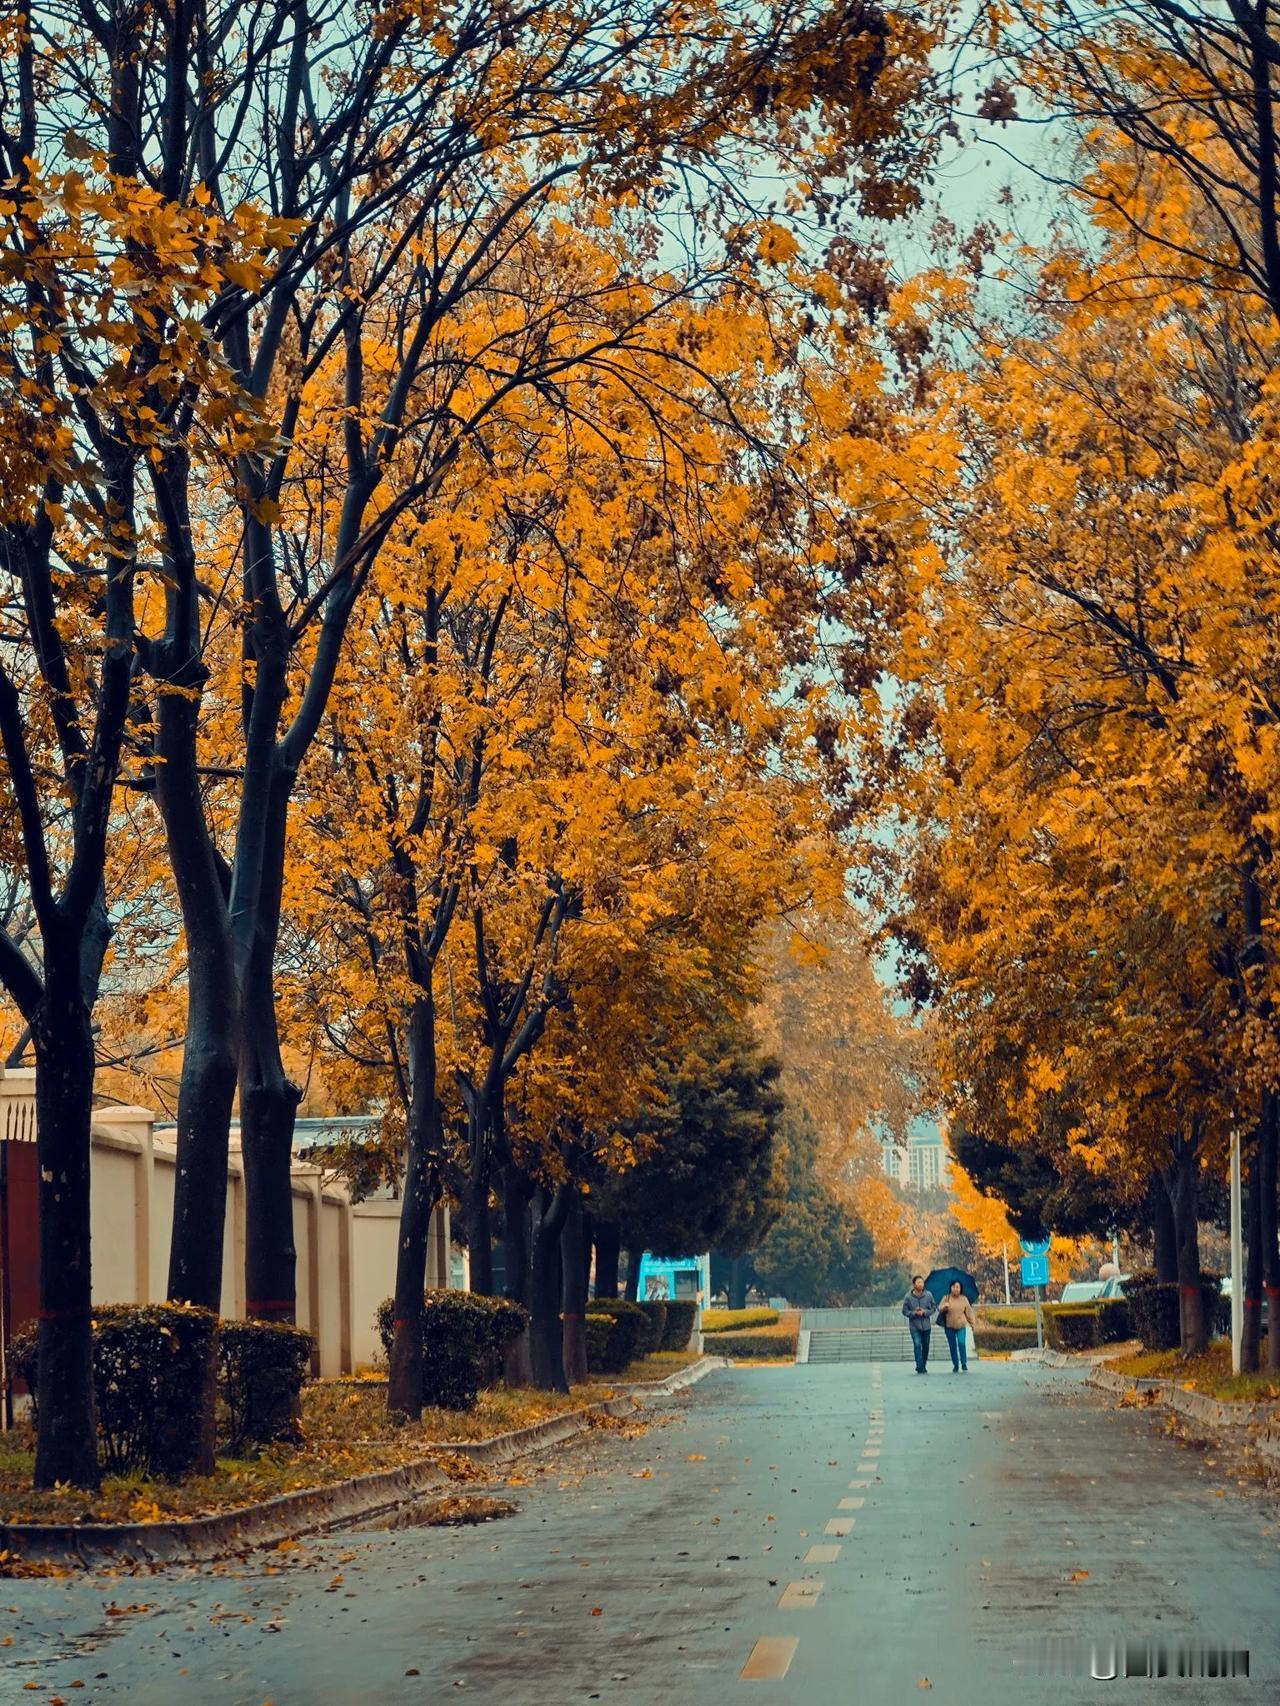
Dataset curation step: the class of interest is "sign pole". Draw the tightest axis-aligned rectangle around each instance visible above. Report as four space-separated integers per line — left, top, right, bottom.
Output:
1230 1126 1243 1376
1002 1243 1011 1306
1034 1285 1044 1351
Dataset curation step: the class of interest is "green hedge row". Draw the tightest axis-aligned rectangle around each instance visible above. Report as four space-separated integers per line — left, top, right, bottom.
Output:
1039 1298 1134 1352
972 1325 1039 1352
711 1326 798 1360
11 1306 313 1476
660 1299 698 1350
979 1306 1035 1329
1123 1272 1223 1351
375 1291 528 1410
702 1307 779 1333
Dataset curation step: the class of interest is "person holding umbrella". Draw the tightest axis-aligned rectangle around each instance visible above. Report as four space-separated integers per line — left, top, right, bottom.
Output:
937 1279 976 1372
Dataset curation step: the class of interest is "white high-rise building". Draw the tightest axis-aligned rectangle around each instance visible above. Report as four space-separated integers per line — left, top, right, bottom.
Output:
882 1130 948 1192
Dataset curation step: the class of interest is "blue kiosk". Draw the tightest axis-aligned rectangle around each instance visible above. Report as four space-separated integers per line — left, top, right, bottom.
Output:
634 1251 710 1305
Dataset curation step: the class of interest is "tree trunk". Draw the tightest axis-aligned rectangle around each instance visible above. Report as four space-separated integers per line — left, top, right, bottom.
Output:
561 1186 588 1387
530 1186 570 1392
1168 1139 1207 1354
31 960 100 1490
1262 1092 1280 1374
592 1220 620 1299
729 1256 749 1311
501 1162 535 1387
1148 1174 1178 1284
241 1064 302 1323
157 675 239 1313
388 994 442 1419
238 769 304 1322
465 1163 494 1296
624 1247 642 1302
1242 1124 1265 1373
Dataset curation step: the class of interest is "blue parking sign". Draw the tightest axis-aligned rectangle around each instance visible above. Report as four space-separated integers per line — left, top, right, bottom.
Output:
1020 1254 1050 1287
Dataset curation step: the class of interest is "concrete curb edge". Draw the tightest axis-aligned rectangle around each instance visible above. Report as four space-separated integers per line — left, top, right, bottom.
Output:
1083 1365 1280 1467
0 1357 726 1567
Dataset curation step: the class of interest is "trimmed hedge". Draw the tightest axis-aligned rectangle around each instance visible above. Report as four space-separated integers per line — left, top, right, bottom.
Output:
702 1307 779 1333
979 1306 1035 1329
219 1321 314 1455
712 1325 798 1360
1124 1271 1222 1351
585 1306 645 1374
375 1290 530 1410
584 1314 613 1371
637 1300 668 1355
11 1303 219 1478
588 1298 656 1355
1042 1305 1101 1351
972 1324 1039 1352
660 1299 698 1350
1096 1298 1133 1343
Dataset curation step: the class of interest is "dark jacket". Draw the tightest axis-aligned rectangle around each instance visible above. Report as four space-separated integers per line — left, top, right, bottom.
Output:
902 1288 936 1332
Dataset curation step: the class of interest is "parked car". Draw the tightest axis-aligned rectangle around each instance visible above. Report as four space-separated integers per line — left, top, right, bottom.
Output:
1059 1275 1129 1304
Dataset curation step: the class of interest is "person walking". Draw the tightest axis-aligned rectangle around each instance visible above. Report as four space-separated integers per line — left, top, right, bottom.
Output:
902 1275 936 1373
937 1281 975 1372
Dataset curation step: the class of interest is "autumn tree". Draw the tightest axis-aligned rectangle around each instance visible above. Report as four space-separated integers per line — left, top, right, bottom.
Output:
589 1013 786 1273
0 17 290 1482
875 181 1280 1352
752 1106 878 1306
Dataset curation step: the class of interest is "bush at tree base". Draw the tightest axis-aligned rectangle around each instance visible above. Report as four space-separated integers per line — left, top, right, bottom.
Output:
218 1321 314 1455
587 1297 655 1357
10 1304 219 1478
1124 1271 1222 1351
659 1299 698 1350
584 1314 614 1371
1096 1298 1133 1343
374 1291 528 1409
585 1307 644 1373
637 1300 667 1353
1042 1305 1102 1351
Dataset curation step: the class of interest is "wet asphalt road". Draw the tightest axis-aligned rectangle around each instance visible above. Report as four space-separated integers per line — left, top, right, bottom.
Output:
3 1359 1279 1706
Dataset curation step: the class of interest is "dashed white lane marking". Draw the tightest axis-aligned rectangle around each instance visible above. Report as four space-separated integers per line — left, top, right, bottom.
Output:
861 1446 881 1456
839 1497 864 1510
824 1517 855 1536
778 1580 824 1609
848 1478 871 1489
805 1544 841 1563
741 1636 800 1681
856 1463 877 1475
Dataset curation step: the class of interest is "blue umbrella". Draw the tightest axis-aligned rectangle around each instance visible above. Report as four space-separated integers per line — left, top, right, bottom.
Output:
924 1266 979 1307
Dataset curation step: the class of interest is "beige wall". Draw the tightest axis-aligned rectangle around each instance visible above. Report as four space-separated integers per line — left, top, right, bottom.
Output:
75 1102 448 1376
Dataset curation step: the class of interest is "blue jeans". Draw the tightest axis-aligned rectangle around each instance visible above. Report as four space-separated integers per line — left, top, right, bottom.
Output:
944 1324 968 1370
910 1326 930 1370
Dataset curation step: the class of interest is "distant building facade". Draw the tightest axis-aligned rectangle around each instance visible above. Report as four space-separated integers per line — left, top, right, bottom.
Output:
881 1128 948 1192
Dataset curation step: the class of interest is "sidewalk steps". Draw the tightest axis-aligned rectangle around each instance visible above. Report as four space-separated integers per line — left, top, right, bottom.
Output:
805 1328 916 1363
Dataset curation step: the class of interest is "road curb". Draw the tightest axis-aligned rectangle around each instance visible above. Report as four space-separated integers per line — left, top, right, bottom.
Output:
1084 1365 1280 1467
0 1357 726 1568
1010 1344 1141 1369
